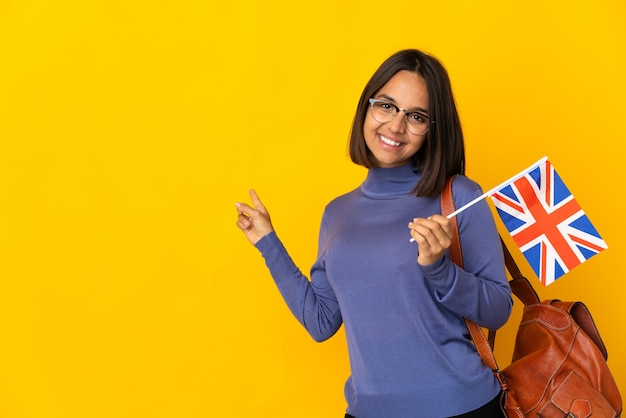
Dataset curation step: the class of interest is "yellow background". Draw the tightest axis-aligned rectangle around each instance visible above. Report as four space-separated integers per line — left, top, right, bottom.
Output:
0 0 625 417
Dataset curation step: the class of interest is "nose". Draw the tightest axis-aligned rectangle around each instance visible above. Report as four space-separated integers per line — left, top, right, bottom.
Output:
386 111 407 133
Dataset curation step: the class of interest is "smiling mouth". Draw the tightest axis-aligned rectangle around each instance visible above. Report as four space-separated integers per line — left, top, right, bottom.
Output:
379 134 401 147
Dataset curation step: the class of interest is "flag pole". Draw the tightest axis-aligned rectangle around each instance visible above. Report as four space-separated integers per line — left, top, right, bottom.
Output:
445 156 548 219
409 156 548 242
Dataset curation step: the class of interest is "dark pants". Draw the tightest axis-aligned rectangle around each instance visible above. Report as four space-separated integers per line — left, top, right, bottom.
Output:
345 392 504 418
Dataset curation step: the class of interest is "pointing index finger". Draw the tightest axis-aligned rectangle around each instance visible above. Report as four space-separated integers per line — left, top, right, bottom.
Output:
249 189 264 209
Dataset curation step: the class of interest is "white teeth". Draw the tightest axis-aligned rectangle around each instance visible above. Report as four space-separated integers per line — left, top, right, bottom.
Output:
380 135 401 147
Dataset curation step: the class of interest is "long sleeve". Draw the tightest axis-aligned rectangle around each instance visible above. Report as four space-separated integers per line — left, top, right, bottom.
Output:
255 227 343 342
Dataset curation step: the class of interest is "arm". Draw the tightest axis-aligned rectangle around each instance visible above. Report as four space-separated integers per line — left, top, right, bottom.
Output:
236 190 342 342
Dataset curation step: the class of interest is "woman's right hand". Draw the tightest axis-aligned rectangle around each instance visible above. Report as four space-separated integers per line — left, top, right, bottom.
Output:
235 189 274 245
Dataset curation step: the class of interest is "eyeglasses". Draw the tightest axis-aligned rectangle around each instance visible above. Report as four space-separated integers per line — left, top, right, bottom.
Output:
368 98 430 135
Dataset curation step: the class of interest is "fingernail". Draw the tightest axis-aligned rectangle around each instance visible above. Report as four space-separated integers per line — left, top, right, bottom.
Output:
235 202 241 208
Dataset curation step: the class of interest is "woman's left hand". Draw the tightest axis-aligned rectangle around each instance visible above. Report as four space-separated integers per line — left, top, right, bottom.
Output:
408 215 453 266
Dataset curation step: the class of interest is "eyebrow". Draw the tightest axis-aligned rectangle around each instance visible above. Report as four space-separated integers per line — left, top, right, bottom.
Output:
376 94 429 114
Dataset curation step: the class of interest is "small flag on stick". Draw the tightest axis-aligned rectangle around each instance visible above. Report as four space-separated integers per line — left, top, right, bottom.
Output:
410 157 608 285
490 158 607 286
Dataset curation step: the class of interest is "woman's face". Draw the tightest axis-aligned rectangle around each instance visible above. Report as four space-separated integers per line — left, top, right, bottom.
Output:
363 70 429 168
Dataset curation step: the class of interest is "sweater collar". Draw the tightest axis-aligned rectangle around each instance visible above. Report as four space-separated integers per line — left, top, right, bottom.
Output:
360 163 421 197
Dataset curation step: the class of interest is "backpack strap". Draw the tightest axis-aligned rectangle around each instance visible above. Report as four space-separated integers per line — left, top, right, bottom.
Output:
500 237 540 306
441 177 463 268
441 177 505 387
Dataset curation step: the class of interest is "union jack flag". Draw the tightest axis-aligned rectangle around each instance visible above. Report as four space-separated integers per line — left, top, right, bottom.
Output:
490 160 607 285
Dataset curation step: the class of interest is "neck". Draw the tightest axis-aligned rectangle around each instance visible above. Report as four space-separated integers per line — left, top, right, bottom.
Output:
360 163 420 197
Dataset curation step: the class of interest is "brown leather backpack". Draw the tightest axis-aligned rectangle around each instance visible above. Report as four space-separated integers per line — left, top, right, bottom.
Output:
442 177 622 417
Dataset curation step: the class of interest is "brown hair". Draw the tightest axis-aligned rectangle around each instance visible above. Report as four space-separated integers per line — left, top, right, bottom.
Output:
348 49 465 198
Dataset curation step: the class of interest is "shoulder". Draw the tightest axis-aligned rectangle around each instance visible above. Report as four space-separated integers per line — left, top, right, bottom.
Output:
325 186 361 210
450 175 484 205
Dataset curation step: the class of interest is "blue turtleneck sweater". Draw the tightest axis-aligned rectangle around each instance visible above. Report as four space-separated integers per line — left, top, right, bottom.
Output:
255 164 512 417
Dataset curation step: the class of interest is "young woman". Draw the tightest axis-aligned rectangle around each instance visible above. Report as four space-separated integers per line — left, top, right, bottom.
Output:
235 49 512 418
